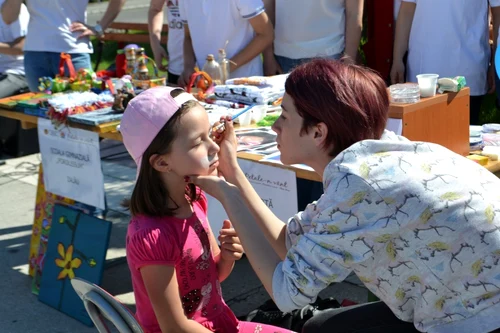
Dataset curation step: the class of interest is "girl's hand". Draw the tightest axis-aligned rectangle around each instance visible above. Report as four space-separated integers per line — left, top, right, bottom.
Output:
218 220 243 261
211 116 239 180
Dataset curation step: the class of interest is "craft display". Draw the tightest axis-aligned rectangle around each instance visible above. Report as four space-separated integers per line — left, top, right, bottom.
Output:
111 75 136 112
46 91 114 127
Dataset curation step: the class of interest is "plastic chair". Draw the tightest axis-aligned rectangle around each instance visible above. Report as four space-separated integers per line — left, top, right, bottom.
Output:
71 277 144 333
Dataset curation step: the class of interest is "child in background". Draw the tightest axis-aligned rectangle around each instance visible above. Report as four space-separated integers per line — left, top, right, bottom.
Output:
120 86 294 333
177 0 273 87
148 0 184 85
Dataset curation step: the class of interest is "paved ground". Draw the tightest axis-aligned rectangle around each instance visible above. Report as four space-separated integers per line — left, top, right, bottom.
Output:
0 138 368 333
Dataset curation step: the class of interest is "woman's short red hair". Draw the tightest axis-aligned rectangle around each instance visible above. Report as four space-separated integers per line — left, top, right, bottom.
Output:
285 59 389 157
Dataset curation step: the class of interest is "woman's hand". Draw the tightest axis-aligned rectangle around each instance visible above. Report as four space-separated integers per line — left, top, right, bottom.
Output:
218 220 244 261
152 44 169 72
186 174 234 201
70 21 98 39
211 116 239 180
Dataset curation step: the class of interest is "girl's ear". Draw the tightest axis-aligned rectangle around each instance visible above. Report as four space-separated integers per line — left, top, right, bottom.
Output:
149 154 171 173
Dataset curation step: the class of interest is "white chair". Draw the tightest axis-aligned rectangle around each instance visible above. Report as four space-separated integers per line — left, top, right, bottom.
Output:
71 277 144 333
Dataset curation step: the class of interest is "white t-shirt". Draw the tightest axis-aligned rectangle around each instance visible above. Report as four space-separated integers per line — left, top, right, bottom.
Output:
0 0 28 75
404 0 500 96
24 0 92 54
179 0 264 78
166 0 184 76
274 0 345 60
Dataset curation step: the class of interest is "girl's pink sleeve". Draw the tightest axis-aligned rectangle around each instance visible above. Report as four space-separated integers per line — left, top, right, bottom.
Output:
127 228 181 271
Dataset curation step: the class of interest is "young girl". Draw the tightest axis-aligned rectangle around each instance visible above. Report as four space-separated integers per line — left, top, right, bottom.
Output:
120 86 294 333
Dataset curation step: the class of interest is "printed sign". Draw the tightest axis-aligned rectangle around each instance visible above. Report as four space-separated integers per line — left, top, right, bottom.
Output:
38 119 105 209
206 158 297 233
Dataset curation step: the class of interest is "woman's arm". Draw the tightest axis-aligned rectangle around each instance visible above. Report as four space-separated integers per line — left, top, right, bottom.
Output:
212 183 282 299
179 24 196 87
141 265 213 333
390 1 416 84
148 0 169 71
1 0 22 25
216 120 289 260
229 12 274 72
343 0 364 62
0 36 24 56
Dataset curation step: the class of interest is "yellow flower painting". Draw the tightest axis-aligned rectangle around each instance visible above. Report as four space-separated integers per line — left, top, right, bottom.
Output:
55 243 81 280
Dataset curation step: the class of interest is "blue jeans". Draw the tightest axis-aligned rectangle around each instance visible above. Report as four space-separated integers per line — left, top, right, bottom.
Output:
275 54 341 73
24 51 92 92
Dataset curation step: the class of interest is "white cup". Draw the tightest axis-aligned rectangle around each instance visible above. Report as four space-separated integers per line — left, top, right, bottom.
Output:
252 105 267 123
237 109 253 126
416 74 439 98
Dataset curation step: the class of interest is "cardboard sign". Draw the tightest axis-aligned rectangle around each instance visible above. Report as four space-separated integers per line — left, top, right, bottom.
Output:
206 158 298 233
38 119 105 209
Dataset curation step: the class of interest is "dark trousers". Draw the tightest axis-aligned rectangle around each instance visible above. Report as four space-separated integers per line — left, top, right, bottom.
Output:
302 301 500 333
167 71 180 86
302 302 419 333
470 95 484 126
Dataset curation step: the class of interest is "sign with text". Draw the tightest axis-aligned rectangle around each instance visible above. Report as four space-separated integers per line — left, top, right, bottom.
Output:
38 119 105 209
206 158 297 233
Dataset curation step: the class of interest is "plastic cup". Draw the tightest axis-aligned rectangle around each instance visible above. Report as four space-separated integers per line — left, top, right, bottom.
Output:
237 109 253 127
416 74 439 98
252 105 267 123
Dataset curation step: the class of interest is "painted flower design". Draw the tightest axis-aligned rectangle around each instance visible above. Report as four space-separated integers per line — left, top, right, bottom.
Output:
55 243 81 280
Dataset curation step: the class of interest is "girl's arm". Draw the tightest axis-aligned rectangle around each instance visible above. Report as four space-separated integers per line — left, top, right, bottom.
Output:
208 223 233 282
141 265 212 333
230 12 274 72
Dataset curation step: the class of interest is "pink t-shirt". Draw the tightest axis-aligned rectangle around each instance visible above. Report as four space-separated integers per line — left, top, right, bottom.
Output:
126 192 239 333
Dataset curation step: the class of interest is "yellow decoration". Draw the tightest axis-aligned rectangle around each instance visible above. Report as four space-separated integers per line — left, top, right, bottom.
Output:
55 243 82 280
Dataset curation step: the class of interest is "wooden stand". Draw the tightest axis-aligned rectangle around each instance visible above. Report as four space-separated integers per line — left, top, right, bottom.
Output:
388 88 470 156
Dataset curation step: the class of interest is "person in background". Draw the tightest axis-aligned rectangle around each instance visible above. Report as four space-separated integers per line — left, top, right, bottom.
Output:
177 0 273 88
391 0 500 125
0 0 28 98
149 0 184 86
263 0 363 75
1 0 126 92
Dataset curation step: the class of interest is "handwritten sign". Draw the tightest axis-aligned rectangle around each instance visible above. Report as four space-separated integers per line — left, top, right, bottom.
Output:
206 158 297 233
37 119 105 209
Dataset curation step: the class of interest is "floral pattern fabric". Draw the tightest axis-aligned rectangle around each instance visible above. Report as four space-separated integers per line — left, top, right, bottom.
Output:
272 131 500 333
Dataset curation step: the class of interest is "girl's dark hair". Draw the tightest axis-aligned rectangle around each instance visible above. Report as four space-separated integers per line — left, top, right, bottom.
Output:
122 89 200 217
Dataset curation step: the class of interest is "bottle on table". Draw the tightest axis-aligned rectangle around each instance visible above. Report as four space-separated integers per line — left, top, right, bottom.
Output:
202 54 222 85
218 49 230 84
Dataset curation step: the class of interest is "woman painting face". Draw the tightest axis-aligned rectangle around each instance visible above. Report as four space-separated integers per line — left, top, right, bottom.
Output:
272 93 319 166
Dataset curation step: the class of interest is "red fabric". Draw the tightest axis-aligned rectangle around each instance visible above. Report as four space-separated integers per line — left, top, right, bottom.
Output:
115 52 127 77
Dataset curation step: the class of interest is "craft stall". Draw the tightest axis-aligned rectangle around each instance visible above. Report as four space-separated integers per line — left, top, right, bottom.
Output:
0 44 497 326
